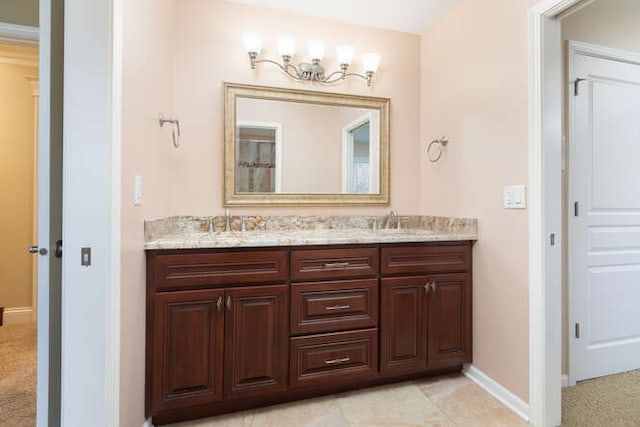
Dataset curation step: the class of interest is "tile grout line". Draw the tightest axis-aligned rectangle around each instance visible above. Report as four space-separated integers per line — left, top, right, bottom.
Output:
413 380 459 426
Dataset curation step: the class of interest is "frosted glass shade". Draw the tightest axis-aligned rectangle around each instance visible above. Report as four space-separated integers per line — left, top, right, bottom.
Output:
307 40 325 61
336 45 354 65
278 36 295 57
243 33 262 54
362 53 381 73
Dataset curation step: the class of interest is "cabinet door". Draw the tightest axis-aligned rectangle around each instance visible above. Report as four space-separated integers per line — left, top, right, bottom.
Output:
224 285 288 399
152 289 225 413
427 273 472 369
380 277 428 375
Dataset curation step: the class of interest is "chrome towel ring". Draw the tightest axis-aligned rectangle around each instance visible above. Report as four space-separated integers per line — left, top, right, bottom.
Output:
159 114 181 148
427 136 449 162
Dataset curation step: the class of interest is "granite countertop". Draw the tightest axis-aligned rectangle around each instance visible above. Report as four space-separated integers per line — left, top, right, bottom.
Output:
144 215 478 250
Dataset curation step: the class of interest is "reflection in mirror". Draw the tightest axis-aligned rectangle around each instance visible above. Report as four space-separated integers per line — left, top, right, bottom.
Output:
224 83 390 206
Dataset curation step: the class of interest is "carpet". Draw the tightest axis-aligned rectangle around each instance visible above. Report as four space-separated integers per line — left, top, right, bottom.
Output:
562 369 640 426
0 323 37 426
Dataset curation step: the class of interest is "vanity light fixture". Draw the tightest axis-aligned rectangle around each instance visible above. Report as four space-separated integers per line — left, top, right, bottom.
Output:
243 34 380 87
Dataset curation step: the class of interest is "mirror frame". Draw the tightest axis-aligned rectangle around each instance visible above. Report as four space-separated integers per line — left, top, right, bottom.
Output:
224 83 390 206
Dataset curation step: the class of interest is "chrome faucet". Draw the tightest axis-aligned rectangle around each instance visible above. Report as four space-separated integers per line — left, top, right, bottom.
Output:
383 209 398 230
224 209 231 232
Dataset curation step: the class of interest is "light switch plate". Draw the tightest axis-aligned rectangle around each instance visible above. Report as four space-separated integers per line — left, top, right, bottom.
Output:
134 175 143 205
504 185 526 209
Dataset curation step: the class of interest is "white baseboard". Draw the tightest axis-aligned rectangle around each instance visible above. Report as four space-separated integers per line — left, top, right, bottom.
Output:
561 374 569 388
3 307 35 325
462 364 529 422
143 418 154 427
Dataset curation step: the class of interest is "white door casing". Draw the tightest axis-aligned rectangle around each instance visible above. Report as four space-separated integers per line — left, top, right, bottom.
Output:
568 41 640 383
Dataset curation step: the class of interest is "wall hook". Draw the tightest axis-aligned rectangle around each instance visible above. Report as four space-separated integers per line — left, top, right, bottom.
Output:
159 114 181 148
427 136 449 163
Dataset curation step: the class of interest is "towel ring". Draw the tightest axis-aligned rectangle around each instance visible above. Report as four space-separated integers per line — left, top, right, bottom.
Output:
427 136 449 163
159 114 181 148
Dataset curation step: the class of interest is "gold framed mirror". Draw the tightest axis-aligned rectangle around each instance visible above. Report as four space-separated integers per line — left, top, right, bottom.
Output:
224 83 390 206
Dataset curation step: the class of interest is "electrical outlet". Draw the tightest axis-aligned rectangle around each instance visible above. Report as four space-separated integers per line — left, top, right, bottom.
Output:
504 185 526 209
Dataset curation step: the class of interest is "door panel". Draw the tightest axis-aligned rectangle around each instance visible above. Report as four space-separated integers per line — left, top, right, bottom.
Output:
570 50 640 381
427 273 472 369
380 277 427 375
224 285 288 399
153 290 224 412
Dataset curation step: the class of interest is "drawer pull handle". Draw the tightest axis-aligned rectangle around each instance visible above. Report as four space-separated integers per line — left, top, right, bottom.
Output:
323 356 351 365
324 262 350 269
324 304 352 311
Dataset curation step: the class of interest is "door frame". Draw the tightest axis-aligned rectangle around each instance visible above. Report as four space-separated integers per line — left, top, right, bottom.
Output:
236 120 283 192
528 0 593 425
566 40 640 386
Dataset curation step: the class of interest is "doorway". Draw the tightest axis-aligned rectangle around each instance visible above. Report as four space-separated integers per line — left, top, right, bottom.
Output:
529 0 640 425
0 38 39 425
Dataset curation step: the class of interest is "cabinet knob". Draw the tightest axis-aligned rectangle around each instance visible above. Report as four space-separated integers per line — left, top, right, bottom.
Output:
424 282 430 295
216 297 222 312
226 295 232 311
430 282 437 294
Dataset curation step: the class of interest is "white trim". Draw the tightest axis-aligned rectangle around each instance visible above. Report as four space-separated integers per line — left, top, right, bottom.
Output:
61 0 121 423
561 374 570 388
528 1 586 426
236 120 283 192
36 0 52 424
108 0 123 424
569 40 640 66
0 22 39 45
341 112 378 194
3 307 35 325
463 364 530 422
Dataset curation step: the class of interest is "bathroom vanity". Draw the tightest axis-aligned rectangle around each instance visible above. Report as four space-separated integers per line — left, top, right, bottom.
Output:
144 216 476 425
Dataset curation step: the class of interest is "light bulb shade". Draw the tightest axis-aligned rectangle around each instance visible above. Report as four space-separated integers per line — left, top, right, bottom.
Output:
336 45 354 65
362 53 381 73
307 40 325 61
277 36 295 57
243 33 262 54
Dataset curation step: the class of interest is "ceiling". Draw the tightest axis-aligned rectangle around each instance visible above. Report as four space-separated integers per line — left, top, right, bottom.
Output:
225 0 459 35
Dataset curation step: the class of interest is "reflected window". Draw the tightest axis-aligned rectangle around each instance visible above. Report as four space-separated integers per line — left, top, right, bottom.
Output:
236 122 281 193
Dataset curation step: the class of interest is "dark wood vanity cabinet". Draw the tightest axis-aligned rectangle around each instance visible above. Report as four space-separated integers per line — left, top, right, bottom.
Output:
146 242 472 425
380 245 472 375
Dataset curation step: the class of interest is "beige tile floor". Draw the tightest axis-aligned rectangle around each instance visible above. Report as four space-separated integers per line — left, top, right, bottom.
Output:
167 374 529 427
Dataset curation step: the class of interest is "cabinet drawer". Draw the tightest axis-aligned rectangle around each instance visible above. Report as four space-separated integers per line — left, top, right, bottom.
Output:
381 243 471 276
290 329 378 388
290 247 378 281
290 279 378 335
152 250 287 291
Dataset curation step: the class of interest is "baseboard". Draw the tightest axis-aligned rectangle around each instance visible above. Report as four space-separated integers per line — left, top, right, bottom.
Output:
462 364 529 422
3 307 34 325
143 418 153 427
561 374 569 388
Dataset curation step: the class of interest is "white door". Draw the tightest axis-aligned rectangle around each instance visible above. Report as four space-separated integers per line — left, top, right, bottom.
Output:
569 42 640 382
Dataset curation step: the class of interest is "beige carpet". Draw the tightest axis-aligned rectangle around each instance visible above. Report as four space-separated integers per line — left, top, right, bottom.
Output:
0 323 37 426
562 369 640 426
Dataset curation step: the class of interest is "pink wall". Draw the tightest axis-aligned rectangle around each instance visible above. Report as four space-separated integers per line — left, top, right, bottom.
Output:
120 0 175 424
171 0 421 216
420 0 538 401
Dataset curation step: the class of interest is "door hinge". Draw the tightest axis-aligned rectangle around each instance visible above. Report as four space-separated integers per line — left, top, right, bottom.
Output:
575 323 581 339
574 78 587 96
574 201 579 217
